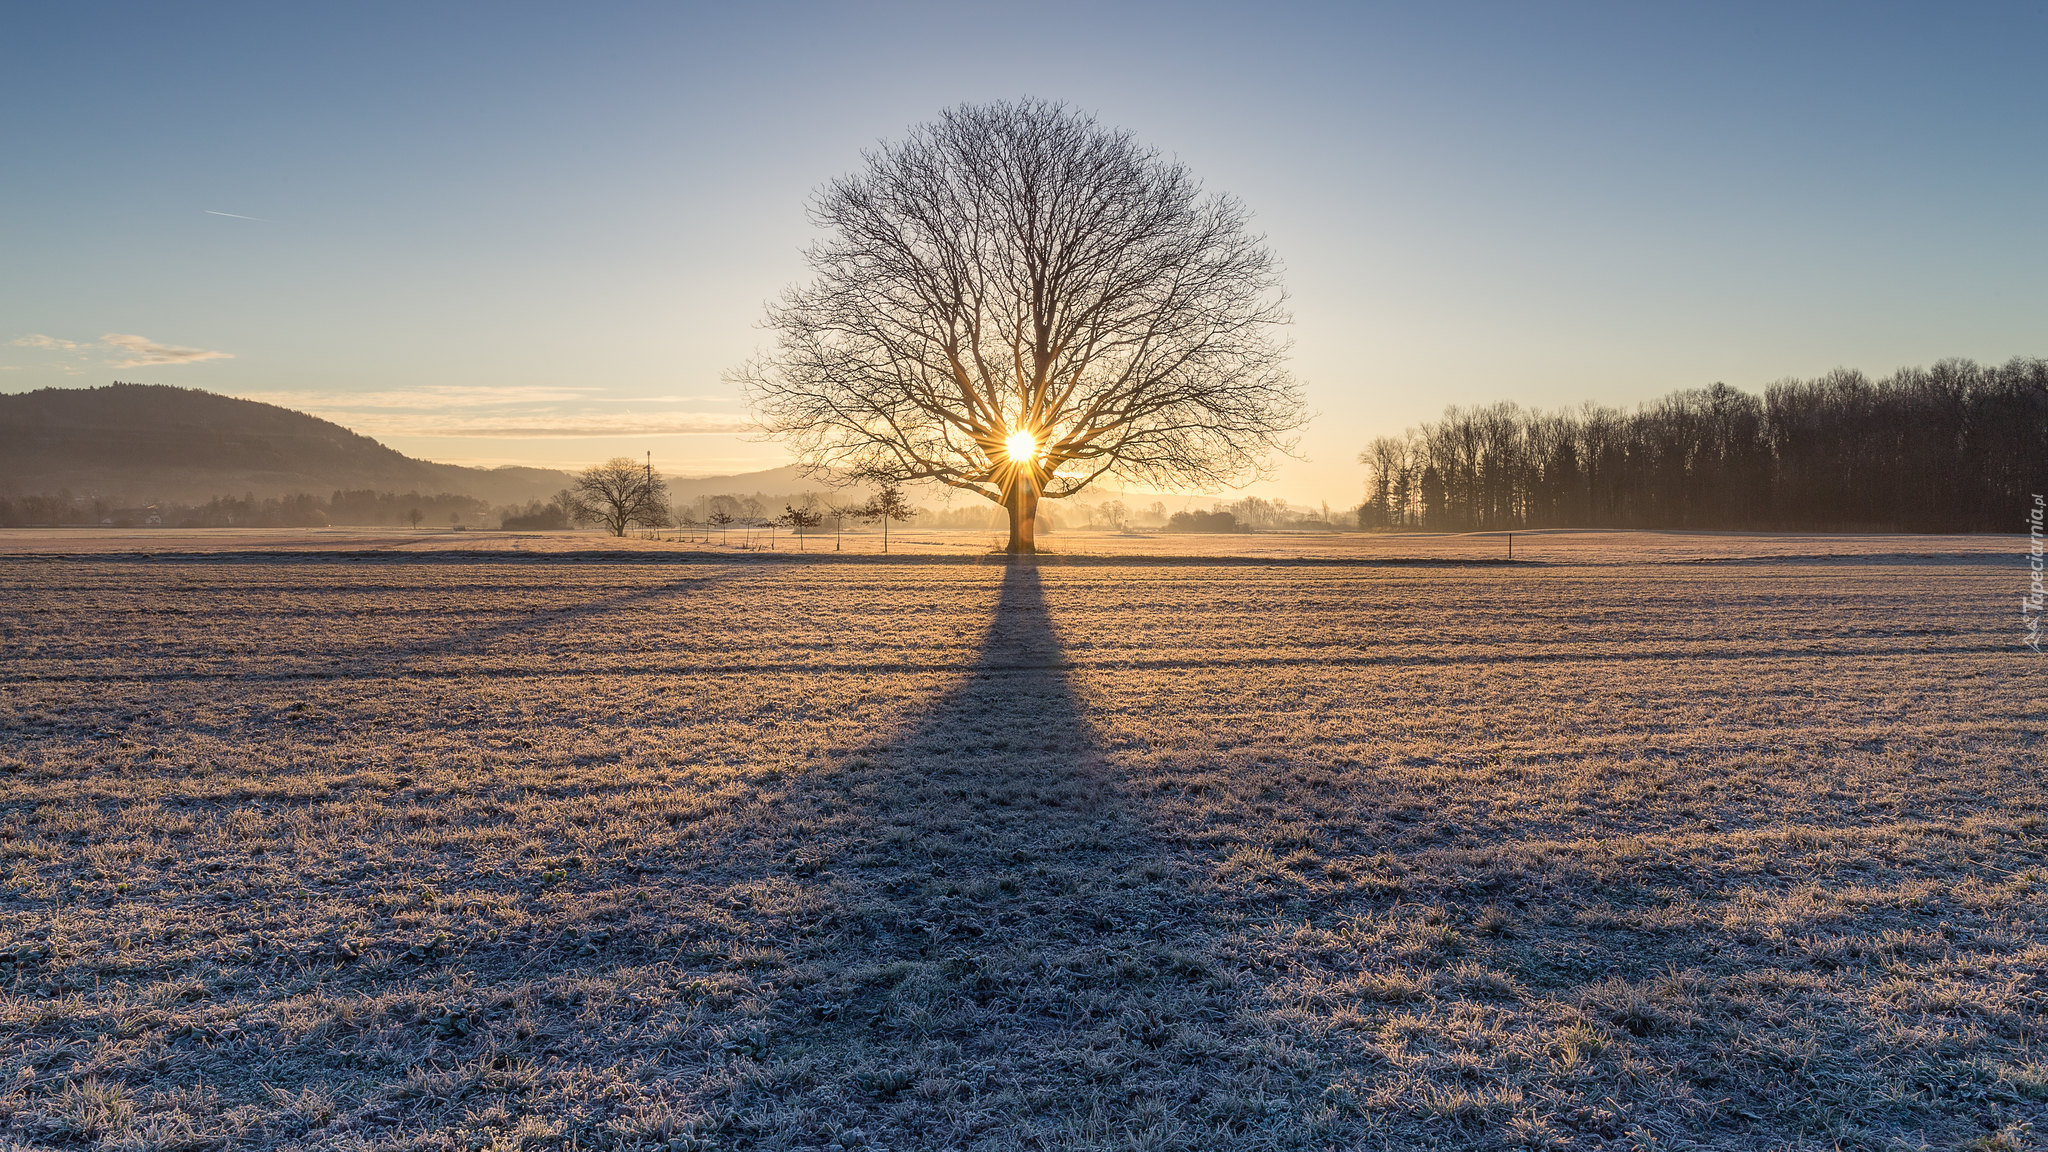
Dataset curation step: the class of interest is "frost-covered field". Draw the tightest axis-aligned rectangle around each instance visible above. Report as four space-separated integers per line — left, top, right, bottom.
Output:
0 543 2040 1151
0 525 2018 564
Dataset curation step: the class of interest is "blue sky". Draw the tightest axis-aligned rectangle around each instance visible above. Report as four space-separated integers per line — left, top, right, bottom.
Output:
4 1 2042 502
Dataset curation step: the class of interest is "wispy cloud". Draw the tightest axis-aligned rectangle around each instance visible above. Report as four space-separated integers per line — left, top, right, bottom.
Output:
204 210 273 222
11 332 235 369
383 415 758 438
235 386 753 438
13 334 89 351
101 334 235 368
13 333 94 373
242 385 607 411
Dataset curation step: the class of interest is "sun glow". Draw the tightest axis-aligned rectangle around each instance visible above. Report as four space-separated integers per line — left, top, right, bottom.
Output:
1004 429 1038 462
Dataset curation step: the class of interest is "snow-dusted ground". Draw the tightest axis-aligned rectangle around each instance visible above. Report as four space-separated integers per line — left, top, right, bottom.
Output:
0 524 2023 564
0 543 2039 1149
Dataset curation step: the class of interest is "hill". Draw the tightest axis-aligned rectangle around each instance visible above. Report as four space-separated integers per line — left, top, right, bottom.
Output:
0 383 572 505
665 464 821 503
0 383 1244 521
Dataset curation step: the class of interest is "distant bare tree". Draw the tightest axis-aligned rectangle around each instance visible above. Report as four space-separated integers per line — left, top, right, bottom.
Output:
860 483 917 554
549 488 582 528
777 503 823 551
824 499 865 552
708 509 735 545
570 457 671 537
738 99 1304 554
1358 436 1407 529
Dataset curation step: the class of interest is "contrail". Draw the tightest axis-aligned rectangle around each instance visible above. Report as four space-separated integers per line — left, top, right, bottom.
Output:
204 210 273 222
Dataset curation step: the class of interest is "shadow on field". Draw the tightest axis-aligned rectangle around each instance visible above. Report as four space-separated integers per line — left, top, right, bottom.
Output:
749 561 1238 1147
334 572 739 677
20 555 2046 1152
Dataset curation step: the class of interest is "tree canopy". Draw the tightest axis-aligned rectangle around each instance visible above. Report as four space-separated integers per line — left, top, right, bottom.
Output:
739 99 1303 553
1358 358 2048 532
570 457 671 537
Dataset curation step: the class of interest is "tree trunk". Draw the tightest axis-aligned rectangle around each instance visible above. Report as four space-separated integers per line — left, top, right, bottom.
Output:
1005 482 1040 554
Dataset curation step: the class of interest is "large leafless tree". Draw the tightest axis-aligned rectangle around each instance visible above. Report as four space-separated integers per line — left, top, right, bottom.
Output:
569 456 671 537
737 100 1303 553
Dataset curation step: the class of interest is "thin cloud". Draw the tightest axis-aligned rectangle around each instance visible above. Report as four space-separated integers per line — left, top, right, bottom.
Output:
204 210 273 222
232 386 753 438
101 334 235 368
333 413 757 437
242 385 606 411
12 334 88 351
585 393 738 405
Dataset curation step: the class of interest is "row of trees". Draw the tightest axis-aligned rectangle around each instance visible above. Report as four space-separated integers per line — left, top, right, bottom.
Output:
680 486 918 551
1359 358 2047 533
521 455 1350 539
1160 498 1345 533
0 489 487 529
329 490 490 527
563 457 922 550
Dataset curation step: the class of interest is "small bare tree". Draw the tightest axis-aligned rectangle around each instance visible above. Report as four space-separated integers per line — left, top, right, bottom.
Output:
570 457 671 537
739 100 1303 554
777 502 824 551
861 483 917 554
708 510 735 545
824 499 864 551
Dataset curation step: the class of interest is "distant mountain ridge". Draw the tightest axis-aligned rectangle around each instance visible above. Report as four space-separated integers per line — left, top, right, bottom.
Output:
0 383 576 505
0 383 1210 514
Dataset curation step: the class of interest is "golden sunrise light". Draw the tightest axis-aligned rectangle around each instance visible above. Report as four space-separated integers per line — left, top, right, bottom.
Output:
1004 429 1038 462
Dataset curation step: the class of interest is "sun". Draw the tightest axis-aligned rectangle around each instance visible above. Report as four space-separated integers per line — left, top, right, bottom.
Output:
1004 429 1038 462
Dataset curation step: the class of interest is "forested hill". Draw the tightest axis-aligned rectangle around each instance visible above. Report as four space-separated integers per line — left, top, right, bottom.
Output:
1359 357 2048 533
0 383 570 504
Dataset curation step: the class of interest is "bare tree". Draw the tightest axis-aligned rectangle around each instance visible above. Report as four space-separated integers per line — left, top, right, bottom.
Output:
708 509 734 545
824 499 864 552
861 483 917 554
570 457 671 537
777 502 824 551
738 100 1303 554
549 488 582 528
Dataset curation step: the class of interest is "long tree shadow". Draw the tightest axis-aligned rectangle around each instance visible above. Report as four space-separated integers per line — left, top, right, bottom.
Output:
739 561 1239 1148
343 570 739 675
138 563 1253 1151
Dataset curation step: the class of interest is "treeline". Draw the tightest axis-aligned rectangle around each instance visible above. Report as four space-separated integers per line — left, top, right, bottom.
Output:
1164 497 1345 532
0 489 490 528
1168 509 1243 532
327 490 488 526
1359 357 2047 532
911 495 1343 533
668 493 1343 534
501 496 575 530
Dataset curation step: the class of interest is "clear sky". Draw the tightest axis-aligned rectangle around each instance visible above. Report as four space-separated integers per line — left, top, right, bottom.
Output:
4 1 2042 505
